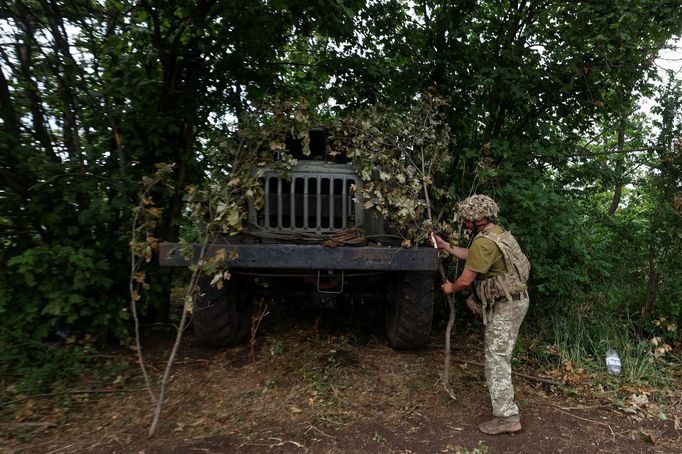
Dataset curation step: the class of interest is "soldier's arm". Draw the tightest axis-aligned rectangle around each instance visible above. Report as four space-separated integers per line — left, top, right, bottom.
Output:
441 268 478 294
432 234 469 260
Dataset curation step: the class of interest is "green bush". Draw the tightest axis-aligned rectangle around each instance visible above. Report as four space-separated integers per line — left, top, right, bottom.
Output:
0 245 129 344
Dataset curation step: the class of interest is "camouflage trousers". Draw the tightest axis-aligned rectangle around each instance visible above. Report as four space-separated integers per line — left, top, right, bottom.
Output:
484 294 529 418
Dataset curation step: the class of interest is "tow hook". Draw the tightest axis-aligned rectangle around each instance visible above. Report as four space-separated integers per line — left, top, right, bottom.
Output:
317 270 345 294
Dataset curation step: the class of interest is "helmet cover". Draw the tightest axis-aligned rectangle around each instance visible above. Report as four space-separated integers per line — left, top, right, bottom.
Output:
457 194 499 221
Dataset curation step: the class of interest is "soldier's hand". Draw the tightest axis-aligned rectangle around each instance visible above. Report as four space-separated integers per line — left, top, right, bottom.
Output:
441 281 455 294
430 233 449 250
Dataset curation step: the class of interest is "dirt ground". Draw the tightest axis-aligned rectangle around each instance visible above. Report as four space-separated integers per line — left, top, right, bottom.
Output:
3 302 681 454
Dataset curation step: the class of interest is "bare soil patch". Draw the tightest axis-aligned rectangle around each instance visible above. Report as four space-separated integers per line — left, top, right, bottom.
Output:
3 302 681 453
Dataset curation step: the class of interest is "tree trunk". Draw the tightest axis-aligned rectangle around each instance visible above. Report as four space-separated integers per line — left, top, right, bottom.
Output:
641 245 658 317
42 0 84 165
0 66 36 198
0 66 21 143
608 182 622 216
19 59 60 164
608 115 626 215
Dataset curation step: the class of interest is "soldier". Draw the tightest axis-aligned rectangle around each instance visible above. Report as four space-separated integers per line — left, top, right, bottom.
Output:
432 194 530 435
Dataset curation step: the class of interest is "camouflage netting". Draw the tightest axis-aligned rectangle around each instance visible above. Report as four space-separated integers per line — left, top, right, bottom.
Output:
457 194 499 221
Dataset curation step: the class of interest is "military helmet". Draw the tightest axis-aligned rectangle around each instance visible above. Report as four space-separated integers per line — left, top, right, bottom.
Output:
457 194 499 221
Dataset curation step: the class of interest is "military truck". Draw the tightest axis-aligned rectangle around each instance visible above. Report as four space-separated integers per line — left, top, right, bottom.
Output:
159 130 438 349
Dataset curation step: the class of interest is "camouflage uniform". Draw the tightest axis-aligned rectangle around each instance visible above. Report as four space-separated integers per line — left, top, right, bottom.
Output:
458 195 530 422
484 293 529 418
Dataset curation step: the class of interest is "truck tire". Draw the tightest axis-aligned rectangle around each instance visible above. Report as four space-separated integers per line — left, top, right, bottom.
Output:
192 273 254 347
385 271 434 349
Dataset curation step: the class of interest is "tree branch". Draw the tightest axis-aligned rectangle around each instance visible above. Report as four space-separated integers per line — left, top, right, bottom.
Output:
450 358 564 387
565 146 665 158
27 172 116 191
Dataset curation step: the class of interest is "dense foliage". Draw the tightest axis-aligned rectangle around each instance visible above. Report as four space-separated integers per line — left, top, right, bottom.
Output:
1 1 680 388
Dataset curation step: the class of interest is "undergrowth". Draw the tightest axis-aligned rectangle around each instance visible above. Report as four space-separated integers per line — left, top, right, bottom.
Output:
0 338 134 429
525 295 678 395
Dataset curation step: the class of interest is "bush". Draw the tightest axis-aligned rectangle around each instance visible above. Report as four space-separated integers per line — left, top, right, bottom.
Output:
0 245 129 344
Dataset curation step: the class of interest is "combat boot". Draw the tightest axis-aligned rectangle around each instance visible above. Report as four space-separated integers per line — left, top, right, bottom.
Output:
478 416 522 435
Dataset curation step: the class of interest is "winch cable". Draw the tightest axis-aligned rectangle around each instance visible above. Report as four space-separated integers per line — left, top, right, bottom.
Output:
244 226 366 245
243 226 405 248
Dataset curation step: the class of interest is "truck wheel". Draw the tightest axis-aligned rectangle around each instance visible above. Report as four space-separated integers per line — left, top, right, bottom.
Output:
192 273 254 347
385 271 434 349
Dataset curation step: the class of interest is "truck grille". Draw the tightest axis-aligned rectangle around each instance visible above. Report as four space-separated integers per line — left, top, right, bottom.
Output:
251 170 363 232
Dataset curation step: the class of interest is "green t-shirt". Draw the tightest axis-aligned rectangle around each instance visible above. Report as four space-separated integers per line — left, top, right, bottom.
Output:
465 225 507 279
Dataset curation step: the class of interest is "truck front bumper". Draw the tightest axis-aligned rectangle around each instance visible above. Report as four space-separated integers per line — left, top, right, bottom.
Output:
159 243 438 272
